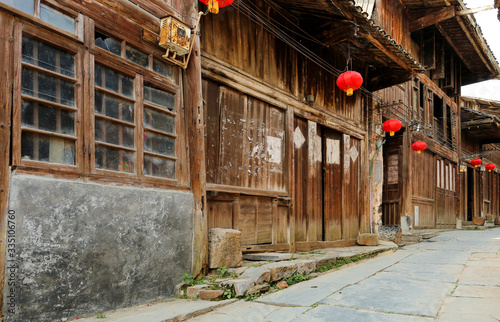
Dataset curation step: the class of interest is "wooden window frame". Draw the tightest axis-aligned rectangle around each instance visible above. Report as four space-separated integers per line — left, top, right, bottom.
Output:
10 15 188 188
12 20 84 173
0 0 84 42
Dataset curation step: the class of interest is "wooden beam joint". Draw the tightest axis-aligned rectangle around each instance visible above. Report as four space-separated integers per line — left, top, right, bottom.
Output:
409 6 456 32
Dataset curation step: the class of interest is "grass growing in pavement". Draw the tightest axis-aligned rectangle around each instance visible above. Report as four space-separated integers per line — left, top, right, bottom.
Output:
315 251 387 273
283 272 310 286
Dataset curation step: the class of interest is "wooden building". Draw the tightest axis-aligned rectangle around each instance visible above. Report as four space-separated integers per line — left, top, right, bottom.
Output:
199 0 425 254
374 0 500 229
0 0 203 320
460 96 500 222
0 0 498 320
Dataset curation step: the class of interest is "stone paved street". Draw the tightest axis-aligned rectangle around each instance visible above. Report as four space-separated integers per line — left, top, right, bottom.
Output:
189 228 500 321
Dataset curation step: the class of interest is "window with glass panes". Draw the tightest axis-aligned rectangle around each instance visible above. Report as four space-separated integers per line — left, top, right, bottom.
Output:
20 35 77 165
94 64 136 173
10 6 183 184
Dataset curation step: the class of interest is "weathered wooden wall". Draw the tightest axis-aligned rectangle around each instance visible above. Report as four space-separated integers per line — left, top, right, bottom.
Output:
374 0 410 50
200 1 365 127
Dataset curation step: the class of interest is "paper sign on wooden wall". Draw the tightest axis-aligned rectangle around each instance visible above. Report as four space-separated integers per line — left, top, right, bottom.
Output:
266 136 282 164
294 127 306 150
326 138 340 165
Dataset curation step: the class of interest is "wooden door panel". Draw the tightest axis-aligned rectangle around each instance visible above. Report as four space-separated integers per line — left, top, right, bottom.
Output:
343 135 360 239
294 117 308 242
323 128 342 241
382 135 403 226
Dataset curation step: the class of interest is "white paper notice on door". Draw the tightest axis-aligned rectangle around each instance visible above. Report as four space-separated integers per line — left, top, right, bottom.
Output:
326 138 340 165
266 136 282 164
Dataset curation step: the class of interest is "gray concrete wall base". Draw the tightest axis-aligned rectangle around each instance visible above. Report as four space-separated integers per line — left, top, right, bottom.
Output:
4 174 194 321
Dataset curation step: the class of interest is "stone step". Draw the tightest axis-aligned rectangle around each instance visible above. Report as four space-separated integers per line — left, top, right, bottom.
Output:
420 232 439 239
401 235 422 243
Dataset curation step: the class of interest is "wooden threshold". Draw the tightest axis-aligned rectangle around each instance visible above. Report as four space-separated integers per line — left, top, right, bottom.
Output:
242 244 289 253
295 240 357 252
241 240 357 253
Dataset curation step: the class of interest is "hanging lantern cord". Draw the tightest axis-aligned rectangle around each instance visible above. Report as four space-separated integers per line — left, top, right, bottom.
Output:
344 43 352 72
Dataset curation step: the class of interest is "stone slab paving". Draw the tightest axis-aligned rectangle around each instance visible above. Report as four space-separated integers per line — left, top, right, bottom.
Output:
321 272 455 317
452 285 500 298
399 250 471 265
80 228 500 322
458 266 500 286
383 262 464 283
77 299 237 322
258 250 411 307
291 305 434 322
438 297 500 321
187 302 304 322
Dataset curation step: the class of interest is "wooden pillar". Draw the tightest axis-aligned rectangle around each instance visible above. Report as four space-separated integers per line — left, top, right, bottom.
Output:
455 104 461 225
183 2 207 277
401 128 412 221
0 12 14 319
286 107 295 253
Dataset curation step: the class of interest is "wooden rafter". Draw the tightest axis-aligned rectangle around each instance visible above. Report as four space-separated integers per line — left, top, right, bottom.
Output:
409 6 456 32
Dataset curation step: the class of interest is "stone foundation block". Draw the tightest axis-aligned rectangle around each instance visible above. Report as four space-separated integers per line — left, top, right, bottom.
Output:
495 217 500 226
357 233 379 246
208 228 243 269
245 283 270 296
186 284 209 298
296 260 316 275
222 279 255 297
240 267 271 285
199 289 224 300
378 225 402 245
473 217 485 226
261 261 298 281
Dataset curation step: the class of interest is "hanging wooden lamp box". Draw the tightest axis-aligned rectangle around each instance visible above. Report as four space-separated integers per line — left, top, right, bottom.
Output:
159 16 192 56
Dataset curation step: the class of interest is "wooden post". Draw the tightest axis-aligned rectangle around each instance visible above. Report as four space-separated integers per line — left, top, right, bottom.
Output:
183 2 208 277
286 108 295 253
0 12 14 319
401 128 412 222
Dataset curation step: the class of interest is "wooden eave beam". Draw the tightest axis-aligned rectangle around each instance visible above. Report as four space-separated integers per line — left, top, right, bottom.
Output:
455 16 499 76
435 22 475 72
409 6 456 32
361 33 413 71
461 118 495 128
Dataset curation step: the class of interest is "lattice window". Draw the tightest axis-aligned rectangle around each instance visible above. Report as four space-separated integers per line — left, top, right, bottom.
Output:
20 35 76 165
94 64 136 173
143 83 176 179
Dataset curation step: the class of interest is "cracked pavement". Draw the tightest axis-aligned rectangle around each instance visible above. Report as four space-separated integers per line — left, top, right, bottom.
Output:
189 228 500 321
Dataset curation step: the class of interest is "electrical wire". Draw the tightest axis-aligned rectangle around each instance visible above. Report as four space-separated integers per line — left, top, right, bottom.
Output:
231 0 495 165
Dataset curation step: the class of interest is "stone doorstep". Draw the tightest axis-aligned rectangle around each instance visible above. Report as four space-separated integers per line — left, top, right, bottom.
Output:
198 243 396 300
401 235 423 243
243 252 293 261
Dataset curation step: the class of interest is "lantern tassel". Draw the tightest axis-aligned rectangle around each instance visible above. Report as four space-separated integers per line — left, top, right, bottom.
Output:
208 0 219 14
346 88 353 96
417 150 421 154
390 131 395 136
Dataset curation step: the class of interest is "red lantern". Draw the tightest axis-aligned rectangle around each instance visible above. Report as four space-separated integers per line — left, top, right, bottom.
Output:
382 119 402 136
471 158 482 167
485 164 495 172
411 141 427 154
199 0 233 14
336 71 363 96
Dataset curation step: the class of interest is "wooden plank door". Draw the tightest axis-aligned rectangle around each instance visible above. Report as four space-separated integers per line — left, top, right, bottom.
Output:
382 135 403 226
436 160 457 228
343 135 361 239
294 117 308 242
323 128 343 241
